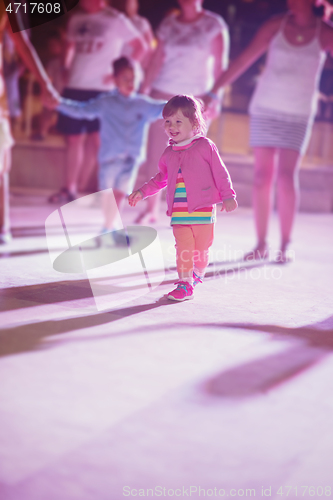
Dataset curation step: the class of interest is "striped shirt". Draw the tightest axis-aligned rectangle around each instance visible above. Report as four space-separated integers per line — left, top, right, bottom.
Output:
171 168 216 225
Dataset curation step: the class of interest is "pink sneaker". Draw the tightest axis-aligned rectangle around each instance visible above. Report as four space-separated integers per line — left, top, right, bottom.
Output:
167 281 194 301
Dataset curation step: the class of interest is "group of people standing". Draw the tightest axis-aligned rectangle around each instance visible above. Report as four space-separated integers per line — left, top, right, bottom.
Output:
1 0 333 271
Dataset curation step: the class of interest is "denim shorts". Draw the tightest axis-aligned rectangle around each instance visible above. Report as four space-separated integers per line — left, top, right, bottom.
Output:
99 156 139 194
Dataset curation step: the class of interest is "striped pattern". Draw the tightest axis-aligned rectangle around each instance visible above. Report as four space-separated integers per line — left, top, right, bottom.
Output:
171 169 215 225
250 114 313 154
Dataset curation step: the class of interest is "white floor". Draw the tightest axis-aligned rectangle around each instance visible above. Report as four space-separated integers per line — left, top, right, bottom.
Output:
0 191 332 500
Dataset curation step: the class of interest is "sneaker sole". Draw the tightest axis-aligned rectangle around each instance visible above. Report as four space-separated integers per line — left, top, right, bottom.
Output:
167 294 194 302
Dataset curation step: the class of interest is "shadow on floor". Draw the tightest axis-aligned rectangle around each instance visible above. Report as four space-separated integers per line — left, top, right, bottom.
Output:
0 260 271 357
112 317 333 398
0 298 178 357
201 317 333 397
10 223 100 238
0 262 264 312
0 260 268 312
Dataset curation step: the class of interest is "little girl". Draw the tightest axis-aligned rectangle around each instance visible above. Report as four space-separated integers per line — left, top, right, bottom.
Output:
128 95 237 301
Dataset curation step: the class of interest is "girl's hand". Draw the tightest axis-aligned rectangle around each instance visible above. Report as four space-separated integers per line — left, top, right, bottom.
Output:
221 198 238 212
128 190 143 207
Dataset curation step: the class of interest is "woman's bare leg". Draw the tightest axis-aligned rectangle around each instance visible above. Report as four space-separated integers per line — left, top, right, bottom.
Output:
66 134 85 196
79 132 100 192
251 147 277 254
0 149 12 242
276 148 301 256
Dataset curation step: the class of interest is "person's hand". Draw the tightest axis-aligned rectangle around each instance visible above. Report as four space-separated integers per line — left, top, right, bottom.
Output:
201 93 213 109
221 198 238 212
41 81 60 109
200 92 220 120
128 190 143 206
42 92 60 109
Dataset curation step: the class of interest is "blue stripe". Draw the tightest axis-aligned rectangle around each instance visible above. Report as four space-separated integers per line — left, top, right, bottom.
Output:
171 217 213 223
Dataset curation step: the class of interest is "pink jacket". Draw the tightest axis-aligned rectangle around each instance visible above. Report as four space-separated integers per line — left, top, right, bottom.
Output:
139 137 236 216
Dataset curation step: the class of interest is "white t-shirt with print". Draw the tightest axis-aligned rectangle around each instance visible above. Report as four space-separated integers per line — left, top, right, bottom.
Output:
152 10 229 96
67 7 139 91
131 14 152 40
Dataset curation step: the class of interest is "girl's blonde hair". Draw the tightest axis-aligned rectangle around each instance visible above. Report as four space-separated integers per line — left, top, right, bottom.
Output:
162 95 207 135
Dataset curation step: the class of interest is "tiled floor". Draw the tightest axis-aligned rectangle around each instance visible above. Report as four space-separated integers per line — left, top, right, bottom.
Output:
0 191 332 500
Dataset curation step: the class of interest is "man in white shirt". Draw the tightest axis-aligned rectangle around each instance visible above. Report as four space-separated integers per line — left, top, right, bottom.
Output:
50 0 146 203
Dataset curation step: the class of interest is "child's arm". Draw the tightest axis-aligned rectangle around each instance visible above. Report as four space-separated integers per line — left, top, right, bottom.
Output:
57 96 103 120
142 96 167 122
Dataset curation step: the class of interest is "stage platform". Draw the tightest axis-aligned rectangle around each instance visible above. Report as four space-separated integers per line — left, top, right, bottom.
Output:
0 192 332 500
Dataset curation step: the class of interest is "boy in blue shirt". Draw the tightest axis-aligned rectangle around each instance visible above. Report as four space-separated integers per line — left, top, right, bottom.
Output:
56 57 165 238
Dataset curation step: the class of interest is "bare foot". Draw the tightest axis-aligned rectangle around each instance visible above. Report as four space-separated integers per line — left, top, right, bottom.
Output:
274 248 294 264
243 244 269 261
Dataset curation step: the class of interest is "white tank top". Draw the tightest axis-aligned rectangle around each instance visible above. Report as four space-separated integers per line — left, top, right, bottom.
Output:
249 17 326 120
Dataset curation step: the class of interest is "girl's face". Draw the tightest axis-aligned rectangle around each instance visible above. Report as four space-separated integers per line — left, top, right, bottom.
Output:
164 109 196 143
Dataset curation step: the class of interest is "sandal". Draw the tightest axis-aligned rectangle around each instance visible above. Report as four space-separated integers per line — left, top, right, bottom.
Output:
48 188 76 204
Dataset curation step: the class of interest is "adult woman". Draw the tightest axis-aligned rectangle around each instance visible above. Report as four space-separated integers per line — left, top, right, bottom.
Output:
136 0 229 223
49 0 145 204
0 6 57 244
205 0 333 262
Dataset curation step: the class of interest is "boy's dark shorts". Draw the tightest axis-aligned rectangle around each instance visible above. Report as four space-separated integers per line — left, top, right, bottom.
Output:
57 88 102 135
